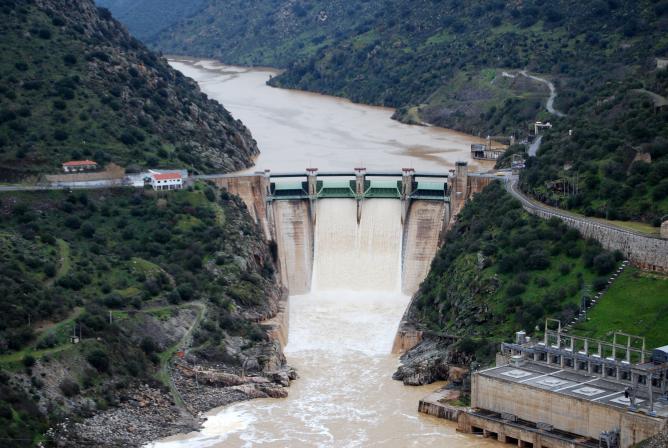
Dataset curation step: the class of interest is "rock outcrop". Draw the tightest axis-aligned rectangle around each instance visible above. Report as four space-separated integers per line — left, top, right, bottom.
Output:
393 335 469 386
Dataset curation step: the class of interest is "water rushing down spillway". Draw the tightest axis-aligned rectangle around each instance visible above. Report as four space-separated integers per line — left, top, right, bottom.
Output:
313 199 403 292
150 200 498 447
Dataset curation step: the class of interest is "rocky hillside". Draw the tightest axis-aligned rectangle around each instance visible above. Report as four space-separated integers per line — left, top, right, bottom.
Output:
394 182 621 385
101 0 668 226
0 184 291 447
95 0 207 42
0 0 258 181
105 1 667 135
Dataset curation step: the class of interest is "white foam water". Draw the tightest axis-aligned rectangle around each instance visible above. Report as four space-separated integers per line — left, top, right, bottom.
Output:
148 200 498 448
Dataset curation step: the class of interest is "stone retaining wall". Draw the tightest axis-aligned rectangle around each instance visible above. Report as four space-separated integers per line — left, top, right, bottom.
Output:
507 180 668 273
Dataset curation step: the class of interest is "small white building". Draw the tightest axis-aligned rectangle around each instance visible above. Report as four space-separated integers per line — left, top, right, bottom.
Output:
62 160 98 172
149 172 183 190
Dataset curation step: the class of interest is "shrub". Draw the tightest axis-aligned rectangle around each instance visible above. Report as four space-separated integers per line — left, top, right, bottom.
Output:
87 349 110 372
53 130 68 141
204 188 216 202
37 28 51 39
63 54 77 65
43 263 57 277
22 355 36 368
59 378 80 397
140 337 158 354
103 293 123 309
507 283 526 296
593 276 609 291
593 253 616 275
559 264 571 275
81 223 95 238
64 216 81 229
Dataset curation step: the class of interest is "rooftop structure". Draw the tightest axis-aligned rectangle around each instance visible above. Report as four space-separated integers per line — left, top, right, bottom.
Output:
147 170 184 191
460 320 668 447
62 160 98 172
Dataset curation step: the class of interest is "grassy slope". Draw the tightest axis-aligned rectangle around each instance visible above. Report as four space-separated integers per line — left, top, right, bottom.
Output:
573 268 668 349
410 183 622 361
0 0 257 181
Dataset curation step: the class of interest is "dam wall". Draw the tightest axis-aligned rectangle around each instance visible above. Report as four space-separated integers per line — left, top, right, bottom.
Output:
212 175 273 240
211 170 491 297
401 201 448 296
272 200 314 295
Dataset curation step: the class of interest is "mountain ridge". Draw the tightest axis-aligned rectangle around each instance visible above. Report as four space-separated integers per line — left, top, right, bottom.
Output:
0 0 258 181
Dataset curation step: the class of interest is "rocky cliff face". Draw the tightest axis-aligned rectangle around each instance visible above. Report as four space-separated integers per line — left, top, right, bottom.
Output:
0 0 258 180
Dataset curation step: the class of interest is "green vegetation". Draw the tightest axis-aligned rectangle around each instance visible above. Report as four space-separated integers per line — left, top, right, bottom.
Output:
0 183 280 446
519 70 668 224
0 0 257 180
96 0 207 41
412 182 621 361
117 0 667 136
106 0 668 225
573 268 668 349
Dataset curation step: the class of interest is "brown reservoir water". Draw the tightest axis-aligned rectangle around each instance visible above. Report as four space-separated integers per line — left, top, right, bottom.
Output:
168 58 492 173
147 60 500 448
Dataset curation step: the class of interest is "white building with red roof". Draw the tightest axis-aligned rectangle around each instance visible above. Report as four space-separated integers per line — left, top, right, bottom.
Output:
148 171 183 191
62 160 98 173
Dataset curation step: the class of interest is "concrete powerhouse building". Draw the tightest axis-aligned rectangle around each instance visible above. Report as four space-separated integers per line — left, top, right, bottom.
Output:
459 322 668 447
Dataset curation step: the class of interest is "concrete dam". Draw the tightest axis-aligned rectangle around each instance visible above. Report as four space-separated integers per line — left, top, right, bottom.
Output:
210 165 492 297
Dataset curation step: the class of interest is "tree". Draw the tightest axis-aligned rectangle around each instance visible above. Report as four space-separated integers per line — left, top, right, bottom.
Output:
87 349 110 372
593 253 615 275
59 378 80 397
81 223 95 238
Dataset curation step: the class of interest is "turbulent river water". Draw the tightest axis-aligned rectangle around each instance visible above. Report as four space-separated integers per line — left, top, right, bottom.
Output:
147 59 499 447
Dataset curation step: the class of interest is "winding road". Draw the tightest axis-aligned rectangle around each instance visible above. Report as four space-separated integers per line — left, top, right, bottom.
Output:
520 70 566 117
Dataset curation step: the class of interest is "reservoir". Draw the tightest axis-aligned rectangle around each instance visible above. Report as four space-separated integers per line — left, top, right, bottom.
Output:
147 59 499 447
168 58 490 173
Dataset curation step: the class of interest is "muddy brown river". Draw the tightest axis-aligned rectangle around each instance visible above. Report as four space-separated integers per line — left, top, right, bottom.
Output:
146 59 500 448
168 58 491 173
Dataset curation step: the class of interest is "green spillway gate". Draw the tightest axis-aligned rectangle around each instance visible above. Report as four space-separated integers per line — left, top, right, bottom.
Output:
411 181 447 200
364 180 401 198
271 181 308 200
268 177 447 201
317 180 356 198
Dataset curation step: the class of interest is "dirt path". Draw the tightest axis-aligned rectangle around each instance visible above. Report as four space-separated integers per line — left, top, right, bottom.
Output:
520 70 566 117
159 302 207 407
